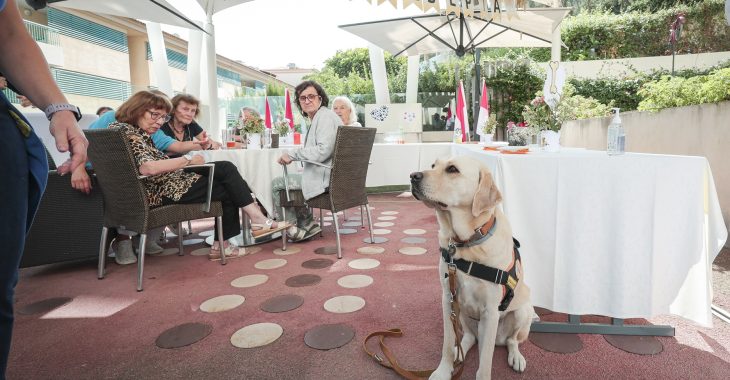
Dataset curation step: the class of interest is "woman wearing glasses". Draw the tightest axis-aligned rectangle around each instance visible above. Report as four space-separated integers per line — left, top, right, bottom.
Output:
159 93 221 157
274 80 341 241
112 91 289 260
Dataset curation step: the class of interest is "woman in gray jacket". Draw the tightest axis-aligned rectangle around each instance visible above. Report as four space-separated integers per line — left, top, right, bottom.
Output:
275 80 340 241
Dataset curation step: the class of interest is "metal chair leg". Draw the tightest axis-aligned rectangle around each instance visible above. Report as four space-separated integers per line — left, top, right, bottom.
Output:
332 211 342 259
137 233 147 291
281 206 288 251
365 203 374 243
178 221 184 256
319 208 324 237
360 205 365 229
98 227 109 279
216 216 227 265
187 220 192 236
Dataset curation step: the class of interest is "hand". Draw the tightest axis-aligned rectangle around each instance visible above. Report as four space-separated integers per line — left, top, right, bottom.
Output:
70 164 92 194
190 154 205 165
50 111 88 175
210 140 222 150
277 153 293 165
17 95 33 108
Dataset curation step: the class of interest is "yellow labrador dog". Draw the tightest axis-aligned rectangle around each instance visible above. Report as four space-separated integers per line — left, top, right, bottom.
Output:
410 156 534 380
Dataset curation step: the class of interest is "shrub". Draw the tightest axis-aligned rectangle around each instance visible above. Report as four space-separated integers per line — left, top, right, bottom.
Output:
637 67 730 111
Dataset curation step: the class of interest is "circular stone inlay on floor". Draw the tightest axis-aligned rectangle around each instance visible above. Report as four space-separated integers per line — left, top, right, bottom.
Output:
274 247 301 256
231 274 269 288
323 216 334 221
381 211 399 215
372 229 391 235
373 222 394 228
17 297 73 315
403 229 427 235
156 248 179 256
348 258 380 270
156 322 212 349
337 228 358 235
324 295 366 313
230 323 283 349
401 237 427 244
356 246 385 255
198 230 215 237
315 246 338 255
302 258 334 269
377 216 397 221
337 274 374 289
199 295 245 313
183 238 205 246
342 221 362 227
260 294 304 313
323 222 332 227
190 247 210 256
604 335 663 355
254 258 287 270
285 274 322 287
529 332 583 354
304 323 355 350
363 237 388 244
399 247 427 256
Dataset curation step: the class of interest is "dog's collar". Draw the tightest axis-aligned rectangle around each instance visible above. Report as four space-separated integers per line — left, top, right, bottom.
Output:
448 215 497 248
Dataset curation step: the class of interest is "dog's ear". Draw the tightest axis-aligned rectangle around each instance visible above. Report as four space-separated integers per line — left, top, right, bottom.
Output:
472 168 502 217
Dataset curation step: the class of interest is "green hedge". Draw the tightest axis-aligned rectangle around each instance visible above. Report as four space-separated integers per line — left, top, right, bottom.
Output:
637 67 730 111
533 0 730 62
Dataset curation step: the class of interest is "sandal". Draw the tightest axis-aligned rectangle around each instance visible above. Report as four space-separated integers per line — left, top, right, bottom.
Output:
251 219 290 239
208 243 246 261
288 226 308 242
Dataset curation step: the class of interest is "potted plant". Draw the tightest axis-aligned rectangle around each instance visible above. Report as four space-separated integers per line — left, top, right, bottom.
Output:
243 115 264 149
480 114 498 144
273 118 292 146
506 121 533 147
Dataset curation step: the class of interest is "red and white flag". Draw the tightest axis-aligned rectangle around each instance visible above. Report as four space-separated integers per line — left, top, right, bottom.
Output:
453 80 469 143
476 78 490 137
264 96 273 129
284 88 294 130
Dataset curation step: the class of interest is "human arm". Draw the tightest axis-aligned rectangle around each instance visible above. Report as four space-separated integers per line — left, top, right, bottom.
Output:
0 0 87 174
139 154 204 176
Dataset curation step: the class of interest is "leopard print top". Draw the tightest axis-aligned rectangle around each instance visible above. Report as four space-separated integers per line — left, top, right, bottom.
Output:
114 122 200 207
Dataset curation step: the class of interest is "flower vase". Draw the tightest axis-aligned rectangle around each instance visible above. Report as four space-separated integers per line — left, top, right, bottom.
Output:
540 130 561 152
479 133 494 145
247 133 262 150
270 133 279 149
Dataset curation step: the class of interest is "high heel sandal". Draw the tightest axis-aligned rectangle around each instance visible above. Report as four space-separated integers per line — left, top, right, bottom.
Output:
251 219 290 239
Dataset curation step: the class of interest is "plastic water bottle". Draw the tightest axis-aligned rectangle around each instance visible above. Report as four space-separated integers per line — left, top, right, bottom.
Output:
607 108 625 155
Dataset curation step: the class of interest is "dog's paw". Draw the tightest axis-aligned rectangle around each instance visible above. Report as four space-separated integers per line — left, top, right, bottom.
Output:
507 350 527 373
429 366 453 380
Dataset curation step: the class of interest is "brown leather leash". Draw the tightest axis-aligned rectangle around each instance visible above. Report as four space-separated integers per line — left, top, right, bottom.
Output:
363 264 465 379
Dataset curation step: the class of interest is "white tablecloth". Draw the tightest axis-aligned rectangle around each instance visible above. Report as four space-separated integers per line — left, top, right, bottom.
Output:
202 148 296 215
452 145 728 327
367 143 453 187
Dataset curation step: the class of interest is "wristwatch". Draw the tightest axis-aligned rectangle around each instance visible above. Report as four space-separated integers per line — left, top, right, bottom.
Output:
183 153 194 165
44 103 82 121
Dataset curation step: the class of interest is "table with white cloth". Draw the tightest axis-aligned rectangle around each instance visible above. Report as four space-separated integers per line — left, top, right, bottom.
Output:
367 143 453 187
452 145 728 331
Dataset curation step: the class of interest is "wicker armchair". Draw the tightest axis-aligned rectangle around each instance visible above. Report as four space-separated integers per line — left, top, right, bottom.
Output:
86 128 225 291
281 126 377 259
21 153 104 268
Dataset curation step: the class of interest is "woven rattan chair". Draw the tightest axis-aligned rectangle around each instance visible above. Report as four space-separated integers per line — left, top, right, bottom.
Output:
86 128 225 291
21 150 104 268
281 126 377 259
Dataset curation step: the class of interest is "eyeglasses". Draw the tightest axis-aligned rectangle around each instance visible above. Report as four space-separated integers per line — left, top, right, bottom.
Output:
147 110 172 123
298 94 321 103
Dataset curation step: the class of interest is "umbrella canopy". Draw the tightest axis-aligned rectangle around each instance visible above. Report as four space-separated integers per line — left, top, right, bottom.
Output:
339 8 571 57
46 0 206 33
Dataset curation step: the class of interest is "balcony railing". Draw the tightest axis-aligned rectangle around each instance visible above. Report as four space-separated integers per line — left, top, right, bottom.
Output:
24 20 60 47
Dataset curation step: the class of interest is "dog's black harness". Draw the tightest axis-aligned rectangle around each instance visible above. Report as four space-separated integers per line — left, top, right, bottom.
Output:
440 217 522 312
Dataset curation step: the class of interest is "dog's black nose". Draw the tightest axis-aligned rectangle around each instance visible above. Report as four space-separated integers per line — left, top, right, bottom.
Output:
410 172 423 183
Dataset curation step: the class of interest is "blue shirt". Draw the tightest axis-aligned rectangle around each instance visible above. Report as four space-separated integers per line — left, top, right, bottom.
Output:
0 0 7 12
90 110 175 151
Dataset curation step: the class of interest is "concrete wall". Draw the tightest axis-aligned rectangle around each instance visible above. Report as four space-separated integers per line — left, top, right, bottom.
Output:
561 101 730 246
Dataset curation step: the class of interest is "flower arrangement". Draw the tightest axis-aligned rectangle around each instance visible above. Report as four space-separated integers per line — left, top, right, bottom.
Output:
506 121 533 146
522 95 561 134
273 118 291 136
242 115 264 134
481 113 498 135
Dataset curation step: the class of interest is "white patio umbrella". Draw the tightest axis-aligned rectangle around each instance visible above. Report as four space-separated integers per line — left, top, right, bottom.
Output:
43 0 206 32
339 8 571 57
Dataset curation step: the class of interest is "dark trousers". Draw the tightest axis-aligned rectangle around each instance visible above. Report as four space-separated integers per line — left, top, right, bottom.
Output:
163 161 254 241
0 106 31 379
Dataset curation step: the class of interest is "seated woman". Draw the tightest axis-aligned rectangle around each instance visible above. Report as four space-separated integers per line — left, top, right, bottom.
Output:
272 80 340 241
332 96 362 127
159 93 221 157
112 90 289 259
